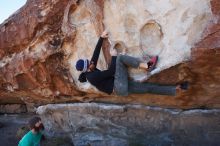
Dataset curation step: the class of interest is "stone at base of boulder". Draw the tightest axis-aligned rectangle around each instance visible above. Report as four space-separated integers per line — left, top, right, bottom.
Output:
0 104 27 114
37 103 220 146
42 137 73 146
0 122 4 128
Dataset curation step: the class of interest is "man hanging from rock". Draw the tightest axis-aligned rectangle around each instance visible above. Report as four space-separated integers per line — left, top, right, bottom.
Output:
75 31 188 96
18 116 45 146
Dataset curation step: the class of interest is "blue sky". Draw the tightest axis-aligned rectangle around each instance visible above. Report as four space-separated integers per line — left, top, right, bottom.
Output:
0 0 27 23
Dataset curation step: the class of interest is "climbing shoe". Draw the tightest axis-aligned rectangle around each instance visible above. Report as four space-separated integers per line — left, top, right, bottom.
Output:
180 81 189 90
148 56 158 72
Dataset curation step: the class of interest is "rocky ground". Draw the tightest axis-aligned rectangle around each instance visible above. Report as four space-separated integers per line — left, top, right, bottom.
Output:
0 114 73 146
0 114 29 146
1 106 220 146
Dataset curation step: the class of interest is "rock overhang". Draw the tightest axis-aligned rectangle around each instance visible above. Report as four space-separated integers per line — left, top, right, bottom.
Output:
0 0 219 109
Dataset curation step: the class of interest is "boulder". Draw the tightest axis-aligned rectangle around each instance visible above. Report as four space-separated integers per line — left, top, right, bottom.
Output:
37 103 220 146
0 0 219 109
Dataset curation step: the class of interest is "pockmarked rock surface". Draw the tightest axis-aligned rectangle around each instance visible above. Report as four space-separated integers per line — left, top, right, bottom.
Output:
37 103 220 146
0 0 219 109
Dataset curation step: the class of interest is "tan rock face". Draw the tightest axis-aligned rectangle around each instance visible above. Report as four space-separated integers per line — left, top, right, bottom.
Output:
102 0 213 80
0 0 219 109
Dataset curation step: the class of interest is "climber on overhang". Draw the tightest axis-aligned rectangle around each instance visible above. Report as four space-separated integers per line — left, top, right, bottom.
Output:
75 31 188 96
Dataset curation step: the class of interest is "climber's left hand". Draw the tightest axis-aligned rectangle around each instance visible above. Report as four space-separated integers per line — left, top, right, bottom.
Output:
110 48 117 56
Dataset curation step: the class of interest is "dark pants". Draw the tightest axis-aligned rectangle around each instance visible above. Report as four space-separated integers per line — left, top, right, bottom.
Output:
114 55 176 96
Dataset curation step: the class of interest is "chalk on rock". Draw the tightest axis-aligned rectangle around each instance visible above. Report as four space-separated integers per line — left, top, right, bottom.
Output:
150 67 162 75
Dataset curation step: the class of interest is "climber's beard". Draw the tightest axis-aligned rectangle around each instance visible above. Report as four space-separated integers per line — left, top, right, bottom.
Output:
34 123 44 132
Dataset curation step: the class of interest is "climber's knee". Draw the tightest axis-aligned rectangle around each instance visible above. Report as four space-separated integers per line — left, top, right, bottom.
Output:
114 82 128 96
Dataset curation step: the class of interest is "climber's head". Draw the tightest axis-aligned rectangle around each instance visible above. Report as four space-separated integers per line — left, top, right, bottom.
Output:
75 59 89 72
28 116 44 133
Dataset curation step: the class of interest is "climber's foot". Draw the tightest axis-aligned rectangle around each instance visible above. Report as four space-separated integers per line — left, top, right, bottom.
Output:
176 81 189 91
148 56 158 72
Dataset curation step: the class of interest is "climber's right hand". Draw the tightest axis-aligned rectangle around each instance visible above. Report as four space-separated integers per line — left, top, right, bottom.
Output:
101 30 108 38
89 61 95 71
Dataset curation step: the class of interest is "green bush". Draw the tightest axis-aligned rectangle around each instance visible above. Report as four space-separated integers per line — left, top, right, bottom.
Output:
16 126 29 139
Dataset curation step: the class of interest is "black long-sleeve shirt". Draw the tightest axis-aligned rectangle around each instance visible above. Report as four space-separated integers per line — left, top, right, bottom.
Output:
85 37 117 94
